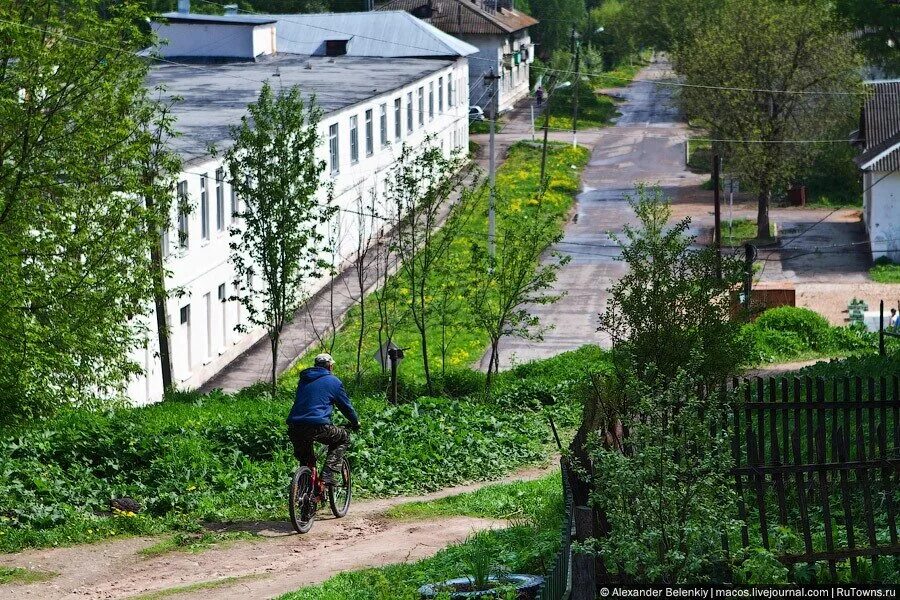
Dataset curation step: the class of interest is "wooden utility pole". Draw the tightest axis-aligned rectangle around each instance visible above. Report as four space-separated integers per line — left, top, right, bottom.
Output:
539 75 555 187
743 243 755 312
713 153 722 279
571 29 581 148
485 69 501 258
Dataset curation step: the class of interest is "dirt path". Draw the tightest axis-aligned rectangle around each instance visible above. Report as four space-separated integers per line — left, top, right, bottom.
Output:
0 462 556 600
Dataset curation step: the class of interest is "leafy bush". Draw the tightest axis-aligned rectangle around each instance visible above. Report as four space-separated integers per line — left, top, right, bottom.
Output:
744 306 877 363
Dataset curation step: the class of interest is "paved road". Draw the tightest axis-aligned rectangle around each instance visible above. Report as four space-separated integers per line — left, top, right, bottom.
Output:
491 57 707 368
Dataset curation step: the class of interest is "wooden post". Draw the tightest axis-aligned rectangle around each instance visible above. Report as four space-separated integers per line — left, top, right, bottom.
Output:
572 506 596 600
713 154 722 280
388 347 399 404
880 300 886 356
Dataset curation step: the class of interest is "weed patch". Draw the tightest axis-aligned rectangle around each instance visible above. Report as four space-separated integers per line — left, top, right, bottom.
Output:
0 566 56 585
870 257 900 283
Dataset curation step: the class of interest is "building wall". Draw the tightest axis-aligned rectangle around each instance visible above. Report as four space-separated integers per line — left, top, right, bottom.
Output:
127 59 470 405
865 170 900 263
462 30 532 114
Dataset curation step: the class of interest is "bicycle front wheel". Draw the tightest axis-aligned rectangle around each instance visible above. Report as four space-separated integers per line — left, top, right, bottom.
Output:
289 465 315 533
328 457 352 518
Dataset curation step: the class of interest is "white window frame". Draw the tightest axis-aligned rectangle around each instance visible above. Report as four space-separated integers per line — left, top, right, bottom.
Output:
200 174 209 241
329 123 339 174
380 103 388 148
365 109 374 156
349 115 359 164
394 97 402 141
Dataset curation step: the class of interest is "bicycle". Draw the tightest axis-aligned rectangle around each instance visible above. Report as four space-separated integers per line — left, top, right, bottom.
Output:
288 447 352 534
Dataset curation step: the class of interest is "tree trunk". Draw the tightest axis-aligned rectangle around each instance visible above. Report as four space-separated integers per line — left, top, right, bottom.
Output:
148 231 173 394
270 331 279 396
355 262 365 385
757 188 771 240
420 322 432 394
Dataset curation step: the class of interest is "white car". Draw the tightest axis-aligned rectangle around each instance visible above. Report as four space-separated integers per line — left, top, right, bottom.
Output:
469 106 485 121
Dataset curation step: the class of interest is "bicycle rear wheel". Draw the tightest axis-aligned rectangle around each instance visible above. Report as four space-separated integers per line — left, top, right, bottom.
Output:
328 457 352 518
289 465 315 533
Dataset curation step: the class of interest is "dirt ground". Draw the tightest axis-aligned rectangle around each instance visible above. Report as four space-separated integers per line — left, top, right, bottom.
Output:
0 462 556 600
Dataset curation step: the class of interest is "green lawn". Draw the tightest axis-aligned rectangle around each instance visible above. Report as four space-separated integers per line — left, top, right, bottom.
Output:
686 138 712 174
539 84 619 132
279 475 564 600
722 218 775 246
469 119 503 135
287 141 589 386
870 258 900 283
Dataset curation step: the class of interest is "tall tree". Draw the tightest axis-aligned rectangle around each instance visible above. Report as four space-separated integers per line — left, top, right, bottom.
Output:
386 142 474 394
468 194 568 391
0 0 177 421
224 83 335 392
528 0 587 60
834 0 900 77
675 0 862 239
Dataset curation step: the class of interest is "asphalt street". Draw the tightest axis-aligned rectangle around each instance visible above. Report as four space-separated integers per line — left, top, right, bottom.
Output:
489 57 707 368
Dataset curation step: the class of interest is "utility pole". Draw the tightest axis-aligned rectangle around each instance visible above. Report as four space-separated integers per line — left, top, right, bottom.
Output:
571 28 581 149
485 69 501 258
743 243 755 313
539 75 555 187
713 153 722 279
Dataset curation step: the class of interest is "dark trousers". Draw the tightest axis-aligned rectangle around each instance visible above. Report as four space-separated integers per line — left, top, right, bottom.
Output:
288 423 349 474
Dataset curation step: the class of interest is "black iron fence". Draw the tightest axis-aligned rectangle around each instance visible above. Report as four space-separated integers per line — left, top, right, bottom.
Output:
538 460 573 600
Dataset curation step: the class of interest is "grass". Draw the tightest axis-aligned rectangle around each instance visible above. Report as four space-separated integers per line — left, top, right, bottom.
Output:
287 141 589 386
386 472 559 521
469 119 503 135
127 574 265 600
138 531 255 557
723 218 776 246
540 84 619 132
0 566 56 585
278 475 565 600
870 258 900 283
686 138 712 174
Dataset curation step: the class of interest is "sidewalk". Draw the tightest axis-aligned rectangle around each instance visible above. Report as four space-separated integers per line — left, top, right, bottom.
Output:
201 167 482 393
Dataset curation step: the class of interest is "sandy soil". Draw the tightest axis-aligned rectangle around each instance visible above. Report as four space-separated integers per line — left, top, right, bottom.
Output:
0 462 556 600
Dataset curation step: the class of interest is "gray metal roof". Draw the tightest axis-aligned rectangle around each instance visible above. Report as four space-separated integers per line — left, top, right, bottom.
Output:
856 80 900 172
376 0 538 35
158 12 277 25
146 54 454 164
266 11 478 58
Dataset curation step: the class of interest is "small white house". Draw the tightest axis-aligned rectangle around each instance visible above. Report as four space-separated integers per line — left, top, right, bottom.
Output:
852 79 900 263
126 6 476 405
376 0 537 114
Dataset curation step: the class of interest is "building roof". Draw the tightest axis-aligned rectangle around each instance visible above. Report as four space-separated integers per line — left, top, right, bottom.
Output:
158 12 277 26
855 80 900 172
376 0 537 35
265 11 478 58
147 55 454 164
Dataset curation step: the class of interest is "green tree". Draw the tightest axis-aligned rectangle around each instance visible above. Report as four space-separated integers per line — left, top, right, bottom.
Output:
224 83 335 392
528 0 587 60
835 0 900 77
617 0 718 53
0 0 177 421
386 141 475 394
675 0 862 240
597 185 745 391
468 194 569 391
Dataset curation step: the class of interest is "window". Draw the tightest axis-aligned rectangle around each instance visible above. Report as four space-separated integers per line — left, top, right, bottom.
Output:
428 81 434 120
417 87 424 126
161 227 169 258
204 292 212 359
180 304 192 371
349 115 359 164
218 283 227 351
230 186 238 223
394 97 402 141
177 180 189 249
365 109 373 156
448 78 454 107
200 174 209 240
438 76 443 114
379 103 388 147
215 168 225 231
407 92 413 133
325 39 347 56
329 123 339 174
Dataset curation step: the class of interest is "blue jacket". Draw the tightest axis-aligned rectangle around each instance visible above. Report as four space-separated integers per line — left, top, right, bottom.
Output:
287 367 359 427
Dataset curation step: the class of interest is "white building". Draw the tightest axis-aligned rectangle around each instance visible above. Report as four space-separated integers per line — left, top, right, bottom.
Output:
127 6 475 405
852 79 900 264
376 0 537 113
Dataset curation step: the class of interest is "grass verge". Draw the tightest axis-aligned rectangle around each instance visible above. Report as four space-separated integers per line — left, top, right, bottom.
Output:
287 141 589 385
128 574 265 600
870 258 900 283
723 218 775 247
0 566 56 585
386 472 559 521
279 475 564 600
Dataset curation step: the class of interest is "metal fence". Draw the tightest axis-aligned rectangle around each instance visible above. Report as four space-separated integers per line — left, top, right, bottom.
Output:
538 460 574 600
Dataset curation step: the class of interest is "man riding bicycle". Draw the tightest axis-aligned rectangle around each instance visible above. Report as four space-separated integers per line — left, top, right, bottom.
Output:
287 353 360 487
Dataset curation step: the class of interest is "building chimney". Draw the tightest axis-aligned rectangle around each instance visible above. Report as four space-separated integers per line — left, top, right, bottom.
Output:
177 0 190 14
224 4 238 15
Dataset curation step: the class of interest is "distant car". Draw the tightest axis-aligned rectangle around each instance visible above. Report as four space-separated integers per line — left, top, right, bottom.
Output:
469 106 485 121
